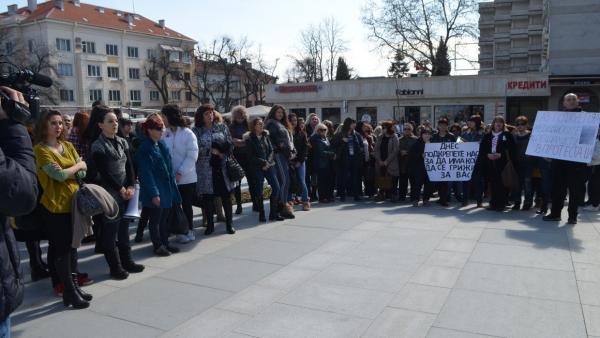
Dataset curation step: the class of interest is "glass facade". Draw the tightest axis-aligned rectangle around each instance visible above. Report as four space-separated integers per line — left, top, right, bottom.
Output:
434 105 485 126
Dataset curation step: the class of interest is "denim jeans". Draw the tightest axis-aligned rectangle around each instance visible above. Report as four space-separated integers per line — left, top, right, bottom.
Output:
288 162 309 202
255 167 280 201
0 317 10 338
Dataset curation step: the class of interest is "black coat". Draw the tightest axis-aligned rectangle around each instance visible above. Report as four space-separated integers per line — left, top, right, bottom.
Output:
331 131 363 166
310 134 335 170
480 131 516 175
0 119 38 321
293 131 309 164
245 131 276 169
408 139 427 177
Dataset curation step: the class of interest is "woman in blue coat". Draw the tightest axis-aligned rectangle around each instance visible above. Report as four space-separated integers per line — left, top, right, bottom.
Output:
135 114 181 256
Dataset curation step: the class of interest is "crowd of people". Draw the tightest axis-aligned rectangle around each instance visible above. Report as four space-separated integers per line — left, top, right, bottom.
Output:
2 92 597 318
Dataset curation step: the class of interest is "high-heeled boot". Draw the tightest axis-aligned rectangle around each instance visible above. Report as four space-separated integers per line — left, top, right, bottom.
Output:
55 254 89 309
269 195 284 221
104 248 129 280
258 196 266 222
71 273 92 301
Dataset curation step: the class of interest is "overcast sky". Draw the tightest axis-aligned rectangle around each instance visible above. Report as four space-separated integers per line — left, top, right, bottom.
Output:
6 0 480 81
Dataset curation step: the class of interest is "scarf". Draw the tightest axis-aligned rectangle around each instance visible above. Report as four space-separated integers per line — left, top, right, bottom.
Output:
491 131 502 154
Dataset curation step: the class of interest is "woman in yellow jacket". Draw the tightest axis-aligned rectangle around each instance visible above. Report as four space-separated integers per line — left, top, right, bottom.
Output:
33 110 91 309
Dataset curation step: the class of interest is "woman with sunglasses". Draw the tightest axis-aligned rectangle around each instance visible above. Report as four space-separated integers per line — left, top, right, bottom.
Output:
310 123 336 203
193 104 237 235
135 114 182 256
511 116 534 211
33 110 91 308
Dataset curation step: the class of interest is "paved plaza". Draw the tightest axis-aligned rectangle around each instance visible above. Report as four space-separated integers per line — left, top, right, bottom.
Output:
11 201 600 338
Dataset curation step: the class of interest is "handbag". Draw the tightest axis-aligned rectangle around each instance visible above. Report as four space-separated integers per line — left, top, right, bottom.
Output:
168 204 189 235
75 178 105 217
501 152 520 193
226 155 245 182
375 166 393 190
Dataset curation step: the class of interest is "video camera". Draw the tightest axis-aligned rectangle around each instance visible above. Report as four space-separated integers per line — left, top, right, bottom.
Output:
0 67 53 123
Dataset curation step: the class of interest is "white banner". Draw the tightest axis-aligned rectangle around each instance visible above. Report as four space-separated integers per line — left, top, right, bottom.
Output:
525 111 600 163
424 142 480 182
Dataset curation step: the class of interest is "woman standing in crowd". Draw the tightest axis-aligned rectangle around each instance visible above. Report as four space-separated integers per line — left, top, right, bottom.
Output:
34 110 91 309
409 128 434 206
375 121 399 201
305 113 321 201
310 123 336 203
90 109 144 279
265 105 296 219
481 116 515 212
359 122 376 198
461 115 485 207
136 114 182 256
161 105 199 244
290 114 311 210
431 117 457 206
229 106 254 213
332 117 363 201
245 117 284 222
66 111 90 161
193 104 237 235
398 123 418 202
511 116 534 210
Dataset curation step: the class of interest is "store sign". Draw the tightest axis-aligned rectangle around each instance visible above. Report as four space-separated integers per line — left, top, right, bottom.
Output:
526 111 600 163
275 85 322 93
506 80 547 90
396 89 424 96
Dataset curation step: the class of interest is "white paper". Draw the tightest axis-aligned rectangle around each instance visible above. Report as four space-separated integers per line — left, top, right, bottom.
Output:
424 142 480 182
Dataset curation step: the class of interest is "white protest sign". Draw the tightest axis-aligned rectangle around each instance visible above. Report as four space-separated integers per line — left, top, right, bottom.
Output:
525 111 600 163
424 142 480 182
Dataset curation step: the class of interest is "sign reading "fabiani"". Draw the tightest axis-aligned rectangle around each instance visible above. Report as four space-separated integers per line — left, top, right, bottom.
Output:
396 89 424 96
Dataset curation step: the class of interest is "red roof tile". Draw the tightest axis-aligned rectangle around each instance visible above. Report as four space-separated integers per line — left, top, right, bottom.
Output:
5 1 195 43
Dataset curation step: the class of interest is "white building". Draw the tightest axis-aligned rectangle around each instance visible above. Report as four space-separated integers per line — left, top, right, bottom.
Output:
0 0 197 113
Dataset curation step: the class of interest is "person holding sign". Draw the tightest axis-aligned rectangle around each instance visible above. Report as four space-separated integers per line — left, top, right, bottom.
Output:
480 116 516 211
409 128 434 206
431 117 457 206
543 93 588 224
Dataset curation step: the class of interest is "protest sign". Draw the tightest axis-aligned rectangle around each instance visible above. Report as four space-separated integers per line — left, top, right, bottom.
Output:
424 142 480 182
525 111 600 163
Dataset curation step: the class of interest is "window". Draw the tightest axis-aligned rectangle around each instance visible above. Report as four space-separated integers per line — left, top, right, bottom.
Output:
169 51 180 62
170 90 181 101
185 91 192 101
56 38 71 51
107 66 119 79
59 89 74 102
150 90 160 101
321 108 341 124
28 39 35 53
89 89 102 102
130 90 141 101
108 90 121 102
183 72 191 81
182 51 191 64
105 44 118 56
147 49 156 59
57 63 73 77
127 46 139 58
82 41 96 54
434 105 485 127
128 68 140 79
87 64 101 77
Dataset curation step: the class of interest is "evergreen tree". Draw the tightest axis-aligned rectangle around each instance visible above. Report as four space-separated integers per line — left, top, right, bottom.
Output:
432 37 451 76
388 49 409 78
335 57 352 80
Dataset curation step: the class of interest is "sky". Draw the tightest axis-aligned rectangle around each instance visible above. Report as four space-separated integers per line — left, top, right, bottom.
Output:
5 0 479 81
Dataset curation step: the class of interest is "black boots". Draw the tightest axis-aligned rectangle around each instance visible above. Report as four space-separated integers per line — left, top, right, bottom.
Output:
55 254 89 309
104 248 129 280
269 196 284 221
224 200 235 234
204 210 215 235
26 241 49 282
71 273 92 301
119 247 145 273
258 196 267 222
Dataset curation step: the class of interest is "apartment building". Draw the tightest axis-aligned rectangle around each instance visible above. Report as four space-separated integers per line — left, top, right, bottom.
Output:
0 0 197 113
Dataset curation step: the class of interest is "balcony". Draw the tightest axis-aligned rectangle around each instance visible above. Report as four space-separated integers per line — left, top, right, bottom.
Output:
510 65 529 73
510 47 529 55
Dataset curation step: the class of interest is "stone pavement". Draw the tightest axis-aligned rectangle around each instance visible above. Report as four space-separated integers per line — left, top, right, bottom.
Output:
11 201 600 338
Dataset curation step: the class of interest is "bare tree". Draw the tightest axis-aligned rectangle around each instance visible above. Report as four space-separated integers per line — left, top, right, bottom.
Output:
239 46 279 105
362 0 478 74
322 17 347 81
144 50 174 104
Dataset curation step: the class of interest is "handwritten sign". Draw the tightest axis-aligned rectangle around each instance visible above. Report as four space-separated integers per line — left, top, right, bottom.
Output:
424 142 480 182
525 111 600 163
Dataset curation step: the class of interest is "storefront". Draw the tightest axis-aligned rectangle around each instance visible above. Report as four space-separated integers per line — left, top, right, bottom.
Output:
548 76 600 113
266 73 550 127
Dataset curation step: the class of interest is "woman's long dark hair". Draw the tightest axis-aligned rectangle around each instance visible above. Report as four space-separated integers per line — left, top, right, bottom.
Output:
194 103 215 128
266 104 291 130
340 117 355 136
161 104 186 128
82 105 112 145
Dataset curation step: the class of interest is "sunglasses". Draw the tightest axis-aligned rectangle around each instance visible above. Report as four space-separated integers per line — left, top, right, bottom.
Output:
516 122 526 126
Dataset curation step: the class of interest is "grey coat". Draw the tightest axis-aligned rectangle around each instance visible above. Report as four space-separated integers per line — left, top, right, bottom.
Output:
193 123 237 194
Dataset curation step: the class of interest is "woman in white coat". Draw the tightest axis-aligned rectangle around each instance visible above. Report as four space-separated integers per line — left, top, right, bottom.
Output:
161 104 199 243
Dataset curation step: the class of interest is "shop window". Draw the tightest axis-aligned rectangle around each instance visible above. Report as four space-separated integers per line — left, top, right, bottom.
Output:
322 108 341 124
434 105 484 126
394 106 432 126
356 107 377 125
290 108 307 119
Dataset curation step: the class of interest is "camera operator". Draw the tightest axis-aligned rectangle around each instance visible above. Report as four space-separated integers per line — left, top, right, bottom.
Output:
0 86 38 335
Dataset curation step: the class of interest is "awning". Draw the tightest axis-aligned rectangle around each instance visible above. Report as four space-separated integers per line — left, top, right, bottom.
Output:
159 44 184 52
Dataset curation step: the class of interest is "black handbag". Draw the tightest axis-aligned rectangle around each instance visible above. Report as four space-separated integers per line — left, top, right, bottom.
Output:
75 177 104 217
226 155 245 182
168 204 189 235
